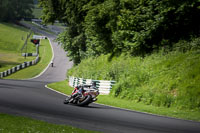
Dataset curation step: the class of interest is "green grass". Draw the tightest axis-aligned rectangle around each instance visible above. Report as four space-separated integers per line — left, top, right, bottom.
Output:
0 22 53 79
0 51 35 72
48 80 73 95
0 113 97 133
47 80 200 122
0 23 35 52
4 39 52 79
0 23 37 72
67 49 200 110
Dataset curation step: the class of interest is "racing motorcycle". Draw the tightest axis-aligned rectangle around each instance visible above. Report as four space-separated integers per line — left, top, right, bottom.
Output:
63 84 99 106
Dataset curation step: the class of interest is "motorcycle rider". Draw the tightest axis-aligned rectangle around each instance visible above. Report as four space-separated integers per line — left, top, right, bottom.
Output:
72 84 84 98
63 82 97 104
91 81 97 89
71 82 97 98
63 84 84 104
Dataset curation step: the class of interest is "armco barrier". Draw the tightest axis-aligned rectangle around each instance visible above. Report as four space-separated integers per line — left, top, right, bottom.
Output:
69 76 116 95
0 33 43 78
22 53 38 57
0 55 39 78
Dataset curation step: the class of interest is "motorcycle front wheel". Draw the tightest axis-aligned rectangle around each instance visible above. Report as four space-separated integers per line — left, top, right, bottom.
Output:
77 95 92 106
63 97 72 104
63 99 69 104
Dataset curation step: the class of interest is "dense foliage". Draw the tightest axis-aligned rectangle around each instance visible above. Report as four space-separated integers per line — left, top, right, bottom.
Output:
39 0 200 64
68 38 200 110
0 0 34 22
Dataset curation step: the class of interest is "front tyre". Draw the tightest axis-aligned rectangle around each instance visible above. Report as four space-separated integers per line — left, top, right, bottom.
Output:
63 97 71 104
63 99 69 104
77 95 92 106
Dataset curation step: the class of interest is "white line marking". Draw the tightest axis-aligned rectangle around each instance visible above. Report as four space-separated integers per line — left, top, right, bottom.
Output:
45 85 69 97
44 85 197 122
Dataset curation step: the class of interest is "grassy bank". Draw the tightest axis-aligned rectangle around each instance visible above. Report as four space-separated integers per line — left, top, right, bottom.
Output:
48 80 200 122
0 23 52 79
0 113 97 133
0 23 36 72
0 23 35 53
68 49 200 110
4 39 52 79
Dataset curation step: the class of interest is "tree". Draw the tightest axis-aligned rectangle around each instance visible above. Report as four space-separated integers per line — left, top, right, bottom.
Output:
84 0 120 56
39 0 200 64
112 0 200 55
0 0 34 22
40 0 91 64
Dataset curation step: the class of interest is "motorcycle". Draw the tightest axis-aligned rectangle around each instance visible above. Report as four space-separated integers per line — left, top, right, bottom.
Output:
63 84 99 106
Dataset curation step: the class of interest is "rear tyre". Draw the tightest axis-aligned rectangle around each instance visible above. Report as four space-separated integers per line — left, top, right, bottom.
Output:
77 95 92 106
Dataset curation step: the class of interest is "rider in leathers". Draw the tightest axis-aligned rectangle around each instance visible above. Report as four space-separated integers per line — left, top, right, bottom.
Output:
64 82 97 104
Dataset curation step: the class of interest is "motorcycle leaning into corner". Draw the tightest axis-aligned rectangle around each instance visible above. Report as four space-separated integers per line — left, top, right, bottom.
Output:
63 82 99 106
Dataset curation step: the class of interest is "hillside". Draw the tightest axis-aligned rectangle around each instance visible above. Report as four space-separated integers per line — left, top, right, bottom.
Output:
0 23 35 72
68 38 200 110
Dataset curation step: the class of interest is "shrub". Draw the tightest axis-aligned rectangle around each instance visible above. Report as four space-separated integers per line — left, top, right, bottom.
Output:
68 39 200 110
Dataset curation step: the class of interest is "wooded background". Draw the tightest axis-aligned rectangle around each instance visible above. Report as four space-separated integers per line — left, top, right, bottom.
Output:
39 0 200 64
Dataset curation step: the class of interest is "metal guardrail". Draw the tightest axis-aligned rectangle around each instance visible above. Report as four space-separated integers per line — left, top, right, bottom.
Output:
0 34 47 78
69 76 116 95
22 53 38 57
0 56 39 78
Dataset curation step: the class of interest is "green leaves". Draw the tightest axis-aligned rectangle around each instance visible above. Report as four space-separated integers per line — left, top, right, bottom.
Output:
0 0 34 22
40 0 200 64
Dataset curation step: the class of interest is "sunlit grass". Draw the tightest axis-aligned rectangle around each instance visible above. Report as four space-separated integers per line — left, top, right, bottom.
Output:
67 49 200 110
0 23 38 73
0 23 35 52
4 39 52 79
0 23 53 79
0 113 97 133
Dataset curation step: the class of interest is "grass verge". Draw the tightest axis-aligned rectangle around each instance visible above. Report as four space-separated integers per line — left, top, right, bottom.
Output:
4 39 52 79
0 23 36 72
0 113 97 133
0 50 35 72
47 80 200 122
0 22 52 79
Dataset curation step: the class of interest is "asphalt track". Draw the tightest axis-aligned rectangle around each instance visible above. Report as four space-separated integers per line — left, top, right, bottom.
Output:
0 24 200 133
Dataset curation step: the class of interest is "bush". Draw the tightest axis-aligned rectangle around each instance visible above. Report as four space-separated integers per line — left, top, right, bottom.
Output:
68 39 200 110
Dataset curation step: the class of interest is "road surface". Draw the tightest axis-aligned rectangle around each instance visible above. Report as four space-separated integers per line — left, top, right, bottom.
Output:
0 23 200 133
